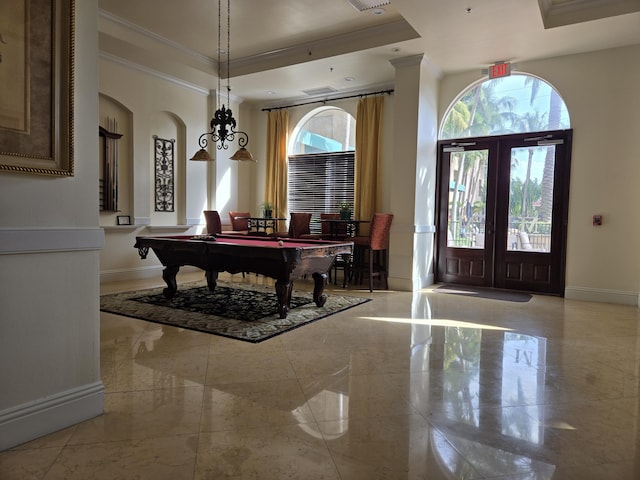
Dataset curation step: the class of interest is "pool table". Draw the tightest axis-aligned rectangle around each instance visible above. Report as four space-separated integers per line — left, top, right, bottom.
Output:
134 234 354 318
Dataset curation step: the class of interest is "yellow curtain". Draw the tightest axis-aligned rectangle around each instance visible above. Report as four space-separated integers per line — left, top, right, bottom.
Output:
265 110 289 219
355 95 384 222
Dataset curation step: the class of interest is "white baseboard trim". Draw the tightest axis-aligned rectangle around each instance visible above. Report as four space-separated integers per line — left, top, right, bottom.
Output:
564 286 640 306
0 381 104 451
100 265 164 283
388 276 414 291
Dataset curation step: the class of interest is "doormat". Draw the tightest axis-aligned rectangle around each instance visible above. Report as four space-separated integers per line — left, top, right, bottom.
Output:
434 284 532 302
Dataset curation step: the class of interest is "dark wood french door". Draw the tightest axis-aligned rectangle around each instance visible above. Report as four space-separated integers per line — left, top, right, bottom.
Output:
435 130 572 295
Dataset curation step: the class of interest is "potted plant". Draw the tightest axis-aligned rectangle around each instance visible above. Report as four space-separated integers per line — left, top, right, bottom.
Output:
338 201 353 220
259 201 274 218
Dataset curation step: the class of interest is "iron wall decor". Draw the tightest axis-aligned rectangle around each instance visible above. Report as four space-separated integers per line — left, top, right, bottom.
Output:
0 0 75 176
154 136 175 212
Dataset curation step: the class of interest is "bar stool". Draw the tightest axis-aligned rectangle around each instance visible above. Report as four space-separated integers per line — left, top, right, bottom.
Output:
351 213 393 292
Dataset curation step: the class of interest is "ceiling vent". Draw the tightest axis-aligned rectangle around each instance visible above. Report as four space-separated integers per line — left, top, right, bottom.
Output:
345 0 391 12
302 86 338 96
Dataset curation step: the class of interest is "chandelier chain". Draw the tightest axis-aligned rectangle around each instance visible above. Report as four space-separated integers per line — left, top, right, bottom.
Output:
226 0 231 107
190 0 253 161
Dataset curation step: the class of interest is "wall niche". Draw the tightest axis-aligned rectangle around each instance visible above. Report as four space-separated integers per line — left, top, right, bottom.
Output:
99 94 133 225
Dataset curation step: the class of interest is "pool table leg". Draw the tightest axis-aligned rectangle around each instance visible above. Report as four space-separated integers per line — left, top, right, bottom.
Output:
275 280 293 318
161 266 180 298
312 272 328 307
205 270 218 291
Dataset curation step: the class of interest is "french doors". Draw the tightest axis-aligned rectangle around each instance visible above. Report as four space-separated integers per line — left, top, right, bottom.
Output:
435 130 572 295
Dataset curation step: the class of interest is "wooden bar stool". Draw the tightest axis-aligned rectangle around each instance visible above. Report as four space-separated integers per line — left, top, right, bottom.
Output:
351 213 393 292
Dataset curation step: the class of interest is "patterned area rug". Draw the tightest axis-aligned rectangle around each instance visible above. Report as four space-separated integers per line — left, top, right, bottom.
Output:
100 281 371 343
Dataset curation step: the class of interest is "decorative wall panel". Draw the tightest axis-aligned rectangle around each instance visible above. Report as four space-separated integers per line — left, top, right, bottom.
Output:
153 136 175 212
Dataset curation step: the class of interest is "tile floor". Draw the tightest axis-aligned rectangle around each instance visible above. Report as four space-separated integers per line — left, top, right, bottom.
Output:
2 272 640 479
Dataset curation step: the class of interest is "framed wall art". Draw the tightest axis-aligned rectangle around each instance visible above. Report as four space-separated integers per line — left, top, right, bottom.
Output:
116 215 131 226
0 0 75 176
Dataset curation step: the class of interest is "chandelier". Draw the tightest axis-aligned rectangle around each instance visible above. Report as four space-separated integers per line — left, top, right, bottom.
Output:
191 0 254 162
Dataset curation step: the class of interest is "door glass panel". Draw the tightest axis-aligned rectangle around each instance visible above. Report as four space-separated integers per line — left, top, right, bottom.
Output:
447 150 488 249
507 146 555 252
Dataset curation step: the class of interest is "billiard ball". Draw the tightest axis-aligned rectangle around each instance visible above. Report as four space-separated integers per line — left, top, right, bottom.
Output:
278 240 283 246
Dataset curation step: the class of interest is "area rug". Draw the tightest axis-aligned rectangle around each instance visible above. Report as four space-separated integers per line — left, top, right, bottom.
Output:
435 284 532 302
100 280 371 343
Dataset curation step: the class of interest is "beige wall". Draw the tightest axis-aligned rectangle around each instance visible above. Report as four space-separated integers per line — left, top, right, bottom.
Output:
99 43 640 303
439 44 640 304
0 0 104 450
98 59 262 279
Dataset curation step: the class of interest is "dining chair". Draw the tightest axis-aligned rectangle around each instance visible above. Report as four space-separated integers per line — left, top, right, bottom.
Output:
228 211 250 235
298 212 333 240
203 210 222 235
268 212 312 238
288 212 312 238
309 213 350 285
351 213 394 292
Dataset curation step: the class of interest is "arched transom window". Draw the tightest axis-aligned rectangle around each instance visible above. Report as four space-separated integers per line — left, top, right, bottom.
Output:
440 73 570 140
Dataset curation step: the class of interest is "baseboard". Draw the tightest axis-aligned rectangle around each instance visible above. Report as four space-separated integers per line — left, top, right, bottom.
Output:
564 286 639 306
100 265 164 283
388 276 413 291
0 381 104 451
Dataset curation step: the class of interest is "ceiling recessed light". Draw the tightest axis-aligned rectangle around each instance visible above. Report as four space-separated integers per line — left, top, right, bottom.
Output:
372 8 385 15
345 76 355 82
266 91 276 95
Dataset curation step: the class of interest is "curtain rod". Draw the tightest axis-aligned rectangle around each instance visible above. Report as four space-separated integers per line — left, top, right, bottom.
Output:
262 89 394 112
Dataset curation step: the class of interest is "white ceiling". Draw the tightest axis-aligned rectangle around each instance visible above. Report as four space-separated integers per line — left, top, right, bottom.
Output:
98 0 640 106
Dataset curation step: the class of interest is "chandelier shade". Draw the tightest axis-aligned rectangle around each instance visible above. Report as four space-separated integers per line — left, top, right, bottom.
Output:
230 147 255 162
190 148 214 162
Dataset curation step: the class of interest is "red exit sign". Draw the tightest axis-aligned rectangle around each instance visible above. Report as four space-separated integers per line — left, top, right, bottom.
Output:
489 62 511 79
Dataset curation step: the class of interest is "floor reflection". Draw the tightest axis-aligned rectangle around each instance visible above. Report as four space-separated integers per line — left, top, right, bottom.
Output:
3 274 640 479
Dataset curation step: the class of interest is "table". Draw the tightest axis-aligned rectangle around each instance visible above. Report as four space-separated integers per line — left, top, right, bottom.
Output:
320 218 370 238
242 217 286 235
134 234 353 318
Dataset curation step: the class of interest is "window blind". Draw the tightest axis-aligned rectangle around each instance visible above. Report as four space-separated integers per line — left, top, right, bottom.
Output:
288 151 355 233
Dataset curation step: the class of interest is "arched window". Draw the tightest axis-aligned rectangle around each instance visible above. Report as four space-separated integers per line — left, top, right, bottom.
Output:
291 107 355 154
288 107 356 232
440 73 570 139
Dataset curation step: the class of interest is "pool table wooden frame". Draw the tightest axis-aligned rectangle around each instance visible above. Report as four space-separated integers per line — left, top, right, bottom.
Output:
134 234 354 318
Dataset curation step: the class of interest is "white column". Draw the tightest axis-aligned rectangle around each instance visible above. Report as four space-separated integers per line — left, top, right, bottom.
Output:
388 54 440 290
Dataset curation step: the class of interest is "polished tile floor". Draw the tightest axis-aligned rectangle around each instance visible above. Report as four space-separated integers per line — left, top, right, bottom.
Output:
2 272 640 479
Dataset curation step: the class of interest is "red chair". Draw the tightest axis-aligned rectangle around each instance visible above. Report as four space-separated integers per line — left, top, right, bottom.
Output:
228 211 250 235
271 212 312 238
288 212 312 238
203 210 222 235
351 213 394 292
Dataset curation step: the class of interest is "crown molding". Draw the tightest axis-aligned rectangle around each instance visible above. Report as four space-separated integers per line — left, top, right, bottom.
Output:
98 9 215 68
538 0 640 28
100 51 210 96
225 19 420 78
